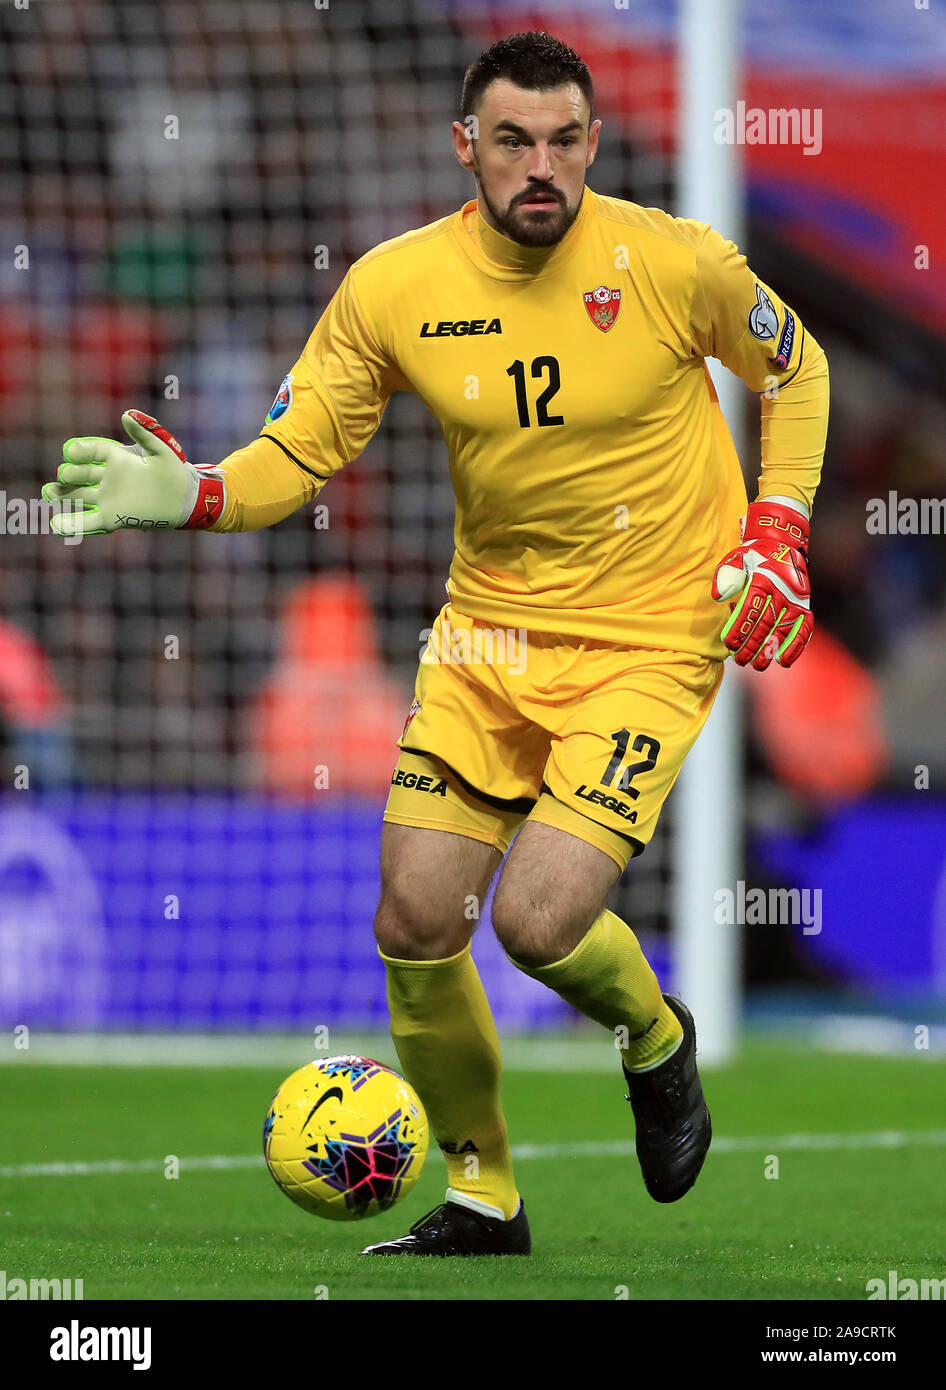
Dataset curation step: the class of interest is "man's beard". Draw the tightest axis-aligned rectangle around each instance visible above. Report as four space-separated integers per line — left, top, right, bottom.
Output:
474 171 581 248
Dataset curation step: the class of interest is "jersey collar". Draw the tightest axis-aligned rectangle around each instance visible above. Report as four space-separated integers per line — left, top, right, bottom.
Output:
452 186 595 282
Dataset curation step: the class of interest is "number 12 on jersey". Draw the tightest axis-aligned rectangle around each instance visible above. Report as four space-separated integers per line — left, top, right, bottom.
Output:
506 357 564 428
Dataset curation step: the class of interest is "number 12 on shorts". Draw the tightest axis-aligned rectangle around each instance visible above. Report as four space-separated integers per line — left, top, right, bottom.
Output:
601 730 661 798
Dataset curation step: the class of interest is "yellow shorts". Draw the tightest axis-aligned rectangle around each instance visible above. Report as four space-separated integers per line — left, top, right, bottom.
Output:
383 605 724 871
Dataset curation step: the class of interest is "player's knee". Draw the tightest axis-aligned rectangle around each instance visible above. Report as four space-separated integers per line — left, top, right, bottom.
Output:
373 879 467 962
373 883 437 959
492 884 584 967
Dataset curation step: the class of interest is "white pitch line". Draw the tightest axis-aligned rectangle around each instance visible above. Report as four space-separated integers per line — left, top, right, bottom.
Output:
3 1130 946 1180
0 1156 263 1178
4 1030 945 1069
0 1034 622 1071
509 1129 946 1160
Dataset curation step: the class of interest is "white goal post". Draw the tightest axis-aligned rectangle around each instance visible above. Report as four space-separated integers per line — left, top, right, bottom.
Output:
672 0 744 1064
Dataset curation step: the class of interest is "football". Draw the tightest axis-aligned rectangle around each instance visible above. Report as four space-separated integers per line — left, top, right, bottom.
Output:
263 1055 429 1221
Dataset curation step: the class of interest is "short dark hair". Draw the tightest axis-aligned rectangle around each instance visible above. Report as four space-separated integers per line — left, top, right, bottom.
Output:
460 31 594 123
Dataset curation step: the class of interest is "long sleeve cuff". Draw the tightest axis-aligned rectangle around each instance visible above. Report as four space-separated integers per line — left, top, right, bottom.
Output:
757 331 829 516
210 435 325 532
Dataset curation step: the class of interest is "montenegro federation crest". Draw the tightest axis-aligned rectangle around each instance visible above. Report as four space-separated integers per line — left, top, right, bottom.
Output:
583 285 621 332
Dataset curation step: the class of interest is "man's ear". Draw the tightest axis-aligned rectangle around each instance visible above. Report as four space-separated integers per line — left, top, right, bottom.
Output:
452 118 477 172
586 117 602 169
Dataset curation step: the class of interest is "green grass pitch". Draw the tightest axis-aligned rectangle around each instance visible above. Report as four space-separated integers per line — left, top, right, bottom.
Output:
2 1042 943 1300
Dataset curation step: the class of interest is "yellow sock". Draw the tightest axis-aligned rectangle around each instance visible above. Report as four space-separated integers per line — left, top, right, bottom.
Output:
508 908 683 1071
381 942 520 1220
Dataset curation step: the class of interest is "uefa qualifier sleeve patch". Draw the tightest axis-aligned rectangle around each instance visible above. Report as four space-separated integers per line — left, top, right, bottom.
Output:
265 374 293 425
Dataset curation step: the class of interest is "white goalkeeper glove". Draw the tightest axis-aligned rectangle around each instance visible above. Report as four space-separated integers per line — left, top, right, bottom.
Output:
43 410 226 537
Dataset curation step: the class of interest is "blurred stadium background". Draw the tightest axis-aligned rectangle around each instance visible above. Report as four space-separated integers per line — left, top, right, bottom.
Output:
2 0 945 1052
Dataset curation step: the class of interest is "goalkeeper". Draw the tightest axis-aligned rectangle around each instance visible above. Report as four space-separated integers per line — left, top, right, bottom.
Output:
43 31 828 1257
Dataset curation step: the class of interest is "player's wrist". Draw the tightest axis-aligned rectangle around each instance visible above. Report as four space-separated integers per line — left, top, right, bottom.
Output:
744 496 810 556
756 493 809 520
179 465 227 529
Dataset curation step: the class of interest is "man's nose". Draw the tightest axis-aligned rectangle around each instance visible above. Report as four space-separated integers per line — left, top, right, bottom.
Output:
525 144 554 182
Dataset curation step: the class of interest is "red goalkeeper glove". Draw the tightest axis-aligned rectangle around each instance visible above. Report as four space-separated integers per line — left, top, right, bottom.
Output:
712 497 813 671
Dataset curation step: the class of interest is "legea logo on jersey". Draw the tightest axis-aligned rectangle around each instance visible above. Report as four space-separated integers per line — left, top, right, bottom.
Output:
583 286 621 332
419 318 502 337
266 374 293 424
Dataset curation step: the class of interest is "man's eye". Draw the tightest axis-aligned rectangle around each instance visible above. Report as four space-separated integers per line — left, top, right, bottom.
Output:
559 138 575 148
503 139 522 149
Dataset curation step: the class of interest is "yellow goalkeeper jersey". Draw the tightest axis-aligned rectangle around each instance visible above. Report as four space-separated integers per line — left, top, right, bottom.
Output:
221 187 828 658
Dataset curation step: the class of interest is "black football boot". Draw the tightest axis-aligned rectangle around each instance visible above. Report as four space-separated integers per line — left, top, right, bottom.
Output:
623 993 712 1203
361 1198 531 1256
